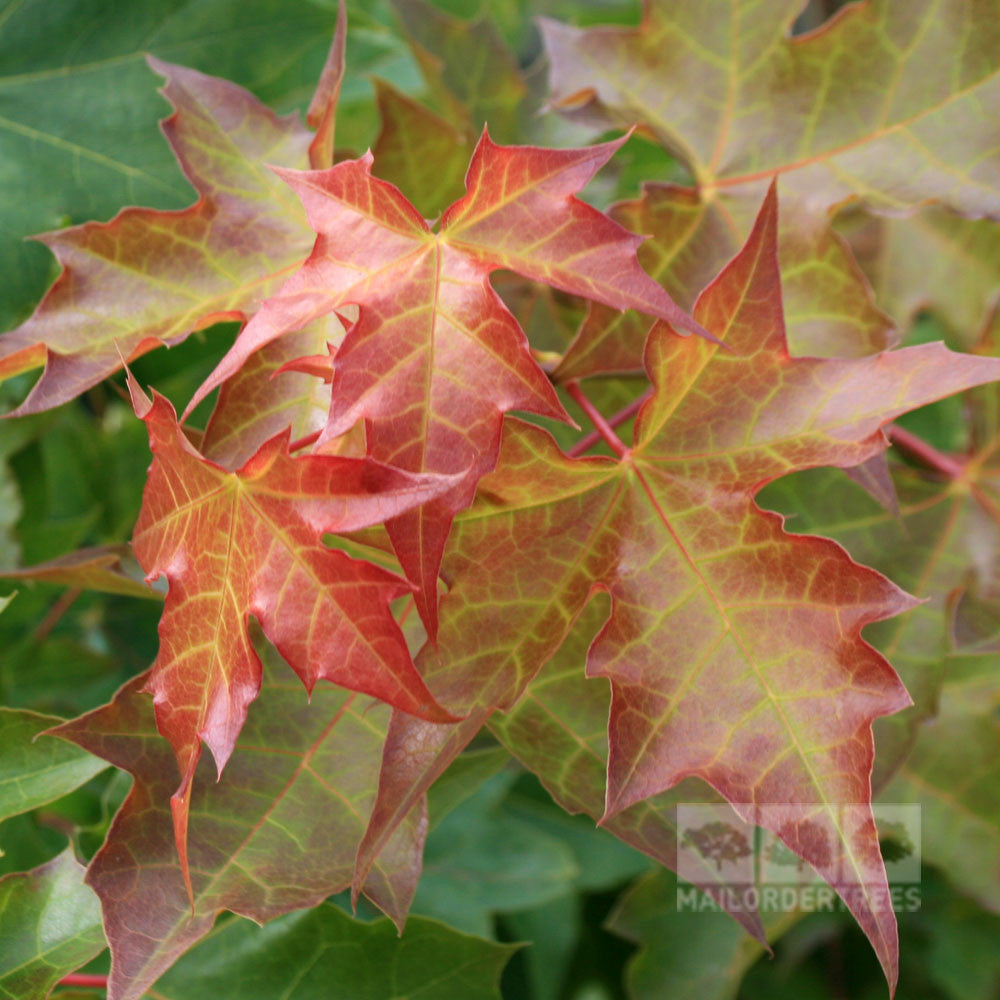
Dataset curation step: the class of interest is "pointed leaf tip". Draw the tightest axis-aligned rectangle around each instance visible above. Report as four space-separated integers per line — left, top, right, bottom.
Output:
307 0 347 169
124 365 152 418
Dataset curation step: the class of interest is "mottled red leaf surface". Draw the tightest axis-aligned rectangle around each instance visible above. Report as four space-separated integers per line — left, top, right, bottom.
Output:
53 651 425 1000
762 460 990 787
127 373 455 890
543 0 1000 379
0 58 318 416
357 186 1000 990
762 341 1000 785
199 321 340 469
191 131 708 635
488 599 767 942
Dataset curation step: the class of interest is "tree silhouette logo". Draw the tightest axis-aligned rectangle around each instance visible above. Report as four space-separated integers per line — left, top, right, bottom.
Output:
681 820 753 873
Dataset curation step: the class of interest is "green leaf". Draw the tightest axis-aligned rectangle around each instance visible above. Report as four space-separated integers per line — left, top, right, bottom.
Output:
414 773 579 937
502 781 652 894
923 873 1000 1000
842 206 1000 349
0 545 157 601
502 894 581 1000
149 904 517 999
0 708 106 825
389 0 526 141
0 848 105 999
370 78 473 219
606 869 782 1000
882 652 1000 912
425 746 511 831
0 460 21 569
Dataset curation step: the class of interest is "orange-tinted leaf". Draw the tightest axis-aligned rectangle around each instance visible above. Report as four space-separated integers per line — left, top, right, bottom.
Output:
53 653 425 1000
192 131 707 636
543 0 1000 377
127 374 455 889
200 322 340 469
0 59 316 415
361 186 1000 990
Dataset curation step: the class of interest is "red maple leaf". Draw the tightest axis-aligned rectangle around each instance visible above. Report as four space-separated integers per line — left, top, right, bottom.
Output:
353 185 1000 989
189 131 710 636
126 372 456 892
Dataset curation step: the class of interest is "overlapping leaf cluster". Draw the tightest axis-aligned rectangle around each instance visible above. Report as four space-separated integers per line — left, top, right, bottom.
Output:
1 2 999 998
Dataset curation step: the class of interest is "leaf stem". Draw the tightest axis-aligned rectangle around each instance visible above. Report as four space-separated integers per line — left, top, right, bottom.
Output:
564 381 630 459
887 425 965 479
31 587 81 643
568 387 652 458
57 973 108 989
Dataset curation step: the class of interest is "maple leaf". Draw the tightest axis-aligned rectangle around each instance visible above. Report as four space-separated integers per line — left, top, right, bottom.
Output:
190 131 709 636
0 56 316 415
149 903 516 1000
354 601 767 943
488 600 770 941
305 0 346 171
371 78 473 219
356 185 1000 990
199 322 340 469
762 459 983 786
126 373 456 893
605 867 777 1000
52 651 426 1000
542 0 1000 379
0 708 107 824
555 185 895 381
843 205 1000 348
762 336 1000 785
389 0 527 143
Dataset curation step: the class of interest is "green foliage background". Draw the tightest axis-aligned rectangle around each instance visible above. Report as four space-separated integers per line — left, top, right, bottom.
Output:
1 1 998 998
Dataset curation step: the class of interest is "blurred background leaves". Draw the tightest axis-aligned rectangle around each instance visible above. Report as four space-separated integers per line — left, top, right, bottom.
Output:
1 1 998 998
